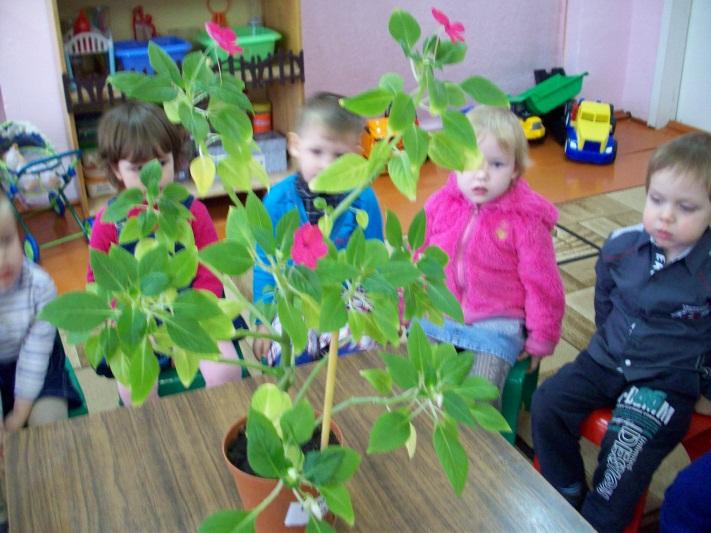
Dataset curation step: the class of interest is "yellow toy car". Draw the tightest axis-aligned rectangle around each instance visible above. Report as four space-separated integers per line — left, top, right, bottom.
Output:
519 115 546 142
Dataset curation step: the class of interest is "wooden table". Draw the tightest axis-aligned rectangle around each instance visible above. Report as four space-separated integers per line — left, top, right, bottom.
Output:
5 352 593 532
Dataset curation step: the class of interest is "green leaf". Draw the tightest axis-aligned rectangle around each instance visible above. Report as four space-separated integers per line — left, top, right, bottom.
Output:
307 518 335 533
107 72 147 95
132 74 178 103
345 227 365 267
246 409 289 479
319 484 354 526
384 210 403 249
471 402 511 432
359 368 392 395
90 249 126 291
251 383 292 430
103 188 144 223
435 40 466 66
428 131 467 171
109 245 138 283
209 105 253 143
440 350 474 386
199 241 253 276
378 260 421 286
455 375 500 402
403 125 429 167
442 110 476 148
442 391 476 428
309 154 368 193
388 92 416 133
129 339 160 405
277 295 308 355
354 209 369 230
117 306 147 349
118 217 141 244
379 72 404 94
387 151 417 201
140 272 170 296
319 287 348 332
172 346 202 388
38 292 112 332
246 192 275 254
217 155 252 192
368 410 411 454
407 321 431 374
198 509 255 533
407 210 426 251
363 240 390 270
433 420 468 495
275 209 300 251
148 41 182 87
382 353 418 389
444 82 467 107
162 182 190 203
340 89 392 118
303 446 360 486
165 316 218 354
280 401 315 445
427 74 448 115
388 9 421 53
139 159 163 196
178 102 209 145
170 248 199 288
460 76 510 107
182 51 212 87
426 282 464 322
173 289 222 319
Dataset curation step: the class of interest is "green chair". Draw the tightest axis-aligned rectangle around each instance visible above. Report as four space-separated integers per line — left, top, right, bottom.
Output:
158 367 206 396
500 357 540 444
65 357 88 418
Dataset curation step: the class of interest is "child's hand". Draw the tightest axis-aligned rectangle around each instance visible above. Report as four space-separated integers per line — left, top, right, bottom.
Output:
695 395 711 416
4 398 32 432
518 351 542 373
252 324 273 361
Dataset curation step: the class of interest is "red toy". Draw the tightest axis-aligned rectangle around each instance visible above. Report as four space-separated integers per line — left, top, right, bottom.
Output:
132 6 157 41
207 0 232 27
73 9 91 35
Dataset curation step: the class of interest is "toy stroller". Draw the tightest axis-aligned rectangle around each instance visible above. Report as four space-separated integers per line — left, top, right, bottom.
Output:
0 121 91 263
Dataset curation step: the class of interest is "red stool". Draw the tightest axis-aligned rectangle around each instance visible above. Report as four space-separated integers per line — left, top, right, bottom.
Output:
534 408 711 532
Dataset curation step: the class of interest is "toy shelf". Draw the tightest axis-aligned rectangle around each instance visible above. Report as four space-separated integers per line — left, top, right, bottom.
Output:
62 49 305 115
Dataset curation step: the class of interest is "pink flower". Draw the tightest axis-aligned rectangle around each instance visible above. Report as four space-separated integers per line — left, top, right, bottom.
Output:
205 21 243 56
431 8 465 43
292 224 328 269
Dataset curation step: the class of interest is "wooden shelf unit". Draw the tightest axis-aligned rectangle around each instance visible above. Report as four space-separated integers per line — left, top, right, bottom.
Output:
51 0 304 212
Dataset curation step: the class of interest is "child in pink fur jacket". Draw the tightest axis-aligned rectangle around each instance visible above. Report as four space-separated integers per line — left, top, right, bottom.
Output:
420 105 565 406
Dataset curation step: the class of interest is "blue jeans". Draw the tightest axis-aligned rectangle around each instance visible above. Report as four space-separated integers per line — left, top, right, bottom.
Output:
417 316 525 365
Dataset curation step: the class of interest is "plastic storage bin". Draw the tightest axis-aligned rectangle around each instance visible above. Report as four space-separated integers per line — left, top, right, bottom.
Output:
115 36 192 73
255 132 287 174
196 26 281 61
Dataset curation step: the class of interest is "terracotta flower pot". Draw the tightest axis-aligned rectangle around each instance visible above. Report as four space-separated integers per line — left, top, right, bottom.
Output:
222 415 343 533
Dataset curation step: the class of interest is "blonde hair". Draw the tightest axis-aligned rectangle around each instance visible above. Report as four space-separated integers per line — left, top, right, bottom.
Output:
297 92 364 138
467 105 530 174
646 132 711 197
97 102 186 187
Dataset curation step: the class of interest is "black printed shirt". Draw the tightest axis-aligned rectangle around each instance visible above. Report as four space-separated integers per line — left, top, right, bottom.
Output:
589 224 711 397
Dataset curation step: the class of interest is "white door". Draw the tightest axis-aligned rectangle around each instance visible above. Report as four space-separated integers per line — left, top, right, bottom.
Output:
675 0 711 131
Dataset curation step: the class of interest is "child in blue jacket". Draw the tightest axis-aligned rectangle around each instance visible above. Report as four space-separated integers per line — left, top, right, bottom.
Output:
252 92 383 364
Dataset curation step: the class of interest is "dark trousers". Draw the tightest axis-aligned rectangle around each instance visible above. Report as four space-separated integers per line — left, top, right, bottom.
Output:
531 351 695 532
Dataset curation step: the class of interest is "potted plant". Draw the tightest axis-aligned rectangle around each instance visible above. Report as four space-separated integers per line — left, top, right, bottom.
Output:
41 8 513 532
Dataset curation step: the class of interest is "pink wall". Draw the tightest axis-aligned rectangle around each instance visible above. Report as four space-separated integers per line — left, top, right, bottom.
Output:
0 0 71 152
563 0 663 120
302 1 565 99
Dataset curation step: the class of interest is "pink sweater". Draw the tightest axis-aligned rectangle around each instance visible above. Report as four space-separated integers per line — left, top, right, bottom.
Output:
423 174 565 356
87 198 223 297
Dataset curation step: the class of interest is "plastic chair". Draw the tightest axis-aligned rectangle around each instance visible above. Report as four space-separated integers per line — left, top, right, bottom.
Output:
64 31 116 79
501 357 540 444
533 408 711 532
65 357 88 418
